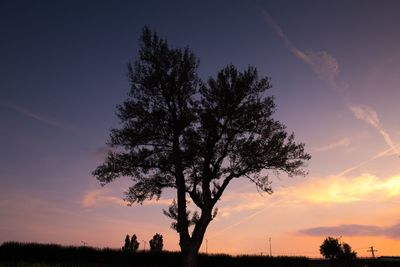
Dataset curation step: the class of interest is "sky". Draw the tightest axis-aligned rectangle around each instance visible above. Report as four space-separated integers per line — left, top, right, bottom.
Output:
1 0 400 257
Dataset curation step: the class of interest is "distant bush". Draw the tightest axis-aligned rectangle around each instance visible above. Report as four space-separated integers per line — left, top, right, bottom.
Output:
130 234 139 252
149 233 163 252
320 237 357 267
122 234 130 251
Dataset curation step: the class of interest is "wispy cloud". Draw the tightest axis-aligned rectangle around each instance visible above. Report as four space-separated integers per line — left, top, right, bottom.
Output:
348 103 399 155
314 137 351 152
82 188 125 207
211 206 269 237
82 188 172 208
261 9 343 89
299 223 400 239
209 191 278 235
219 198 266 217
337 145 398 177
5 103 76 133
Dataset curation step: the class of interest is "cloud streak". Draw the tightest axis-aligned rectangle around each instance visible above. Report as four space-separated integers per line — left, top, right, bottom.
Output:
211 206 269 237
348 103 400 155
82 189 125 207
314 137 351 152
261 9 342 89
5 103 76 133
337 145 398 177
82 188 172 208
218 197 266 217
300 223 400 239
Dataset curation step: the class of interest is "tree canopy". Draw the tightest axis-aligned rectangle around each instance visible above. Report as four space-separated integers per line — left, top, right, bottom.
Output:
149 233 163 252
320 237 341 260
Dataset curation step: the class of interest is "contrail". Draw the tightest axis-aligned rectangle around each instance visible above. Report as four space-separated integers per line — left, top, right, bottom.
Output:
261 8 341 90
209 206 270 238
348 102 400 156
337 145 399 177
2 102 78 134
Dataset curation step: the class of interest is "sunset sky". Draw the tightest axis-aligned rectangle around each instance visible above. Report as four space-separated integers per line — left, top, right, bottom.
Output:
1 0 400 257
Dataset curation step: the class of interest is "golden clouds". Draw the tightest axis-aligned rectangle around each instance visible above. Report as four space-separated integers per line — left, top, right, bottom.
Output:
285 174 400 204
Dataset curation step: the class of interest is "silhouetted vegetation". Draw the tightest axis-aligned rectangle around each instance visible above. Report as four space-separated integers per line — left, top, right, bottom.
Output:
122 234 130 252
1 242 400 267
320 237 342 260
149 233 163 252
320 237 357 266
122 234 140 253
92 26 311 267
130 234 139 252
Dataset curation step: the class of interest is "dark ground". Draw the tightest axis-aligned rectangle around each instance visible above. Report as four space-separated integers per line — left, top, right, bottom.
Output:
1 242 398 267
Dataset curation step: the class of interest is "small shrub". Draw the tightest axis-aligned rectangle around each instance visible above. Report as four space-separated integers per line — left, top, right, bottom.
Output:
149 233 163 252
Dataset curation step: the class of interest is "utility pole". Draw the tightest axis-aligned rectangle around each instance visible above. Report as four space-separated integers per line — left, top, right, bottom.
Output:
269 237 272 256
142 240 146 251
205 239 208 254
367 246 377 258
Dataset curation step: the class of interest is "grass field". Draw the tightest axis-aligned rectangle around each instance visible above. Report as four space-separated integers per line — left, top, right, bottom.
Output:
1 242 399 267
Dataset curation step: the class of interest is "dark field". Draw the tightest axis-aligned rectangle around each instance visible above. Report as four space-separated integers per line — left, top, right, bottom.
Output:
0 242 398 267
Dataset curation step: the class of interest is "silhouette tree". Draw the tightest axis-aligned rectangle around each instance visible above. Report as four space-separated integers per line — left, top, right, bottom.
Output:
149 233 163 252
338 242 357 266
320 237 357 263
93 27 311 267
340 243 357 259
130 234 140 252
122 234 130 251
320 237 341 260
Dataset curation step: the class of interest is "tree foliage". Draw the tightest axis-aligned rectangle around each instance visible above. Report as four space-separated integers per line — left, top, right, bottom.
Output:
149 233 163 252
93 26 311 267
122 234 130 252
130 234 140 252
122 234 140 252
338 242 357 265
320 237 357 262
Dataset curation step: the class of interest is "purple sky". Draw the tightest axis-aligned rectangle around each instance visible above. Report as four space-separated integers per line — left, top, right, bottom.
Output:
1 0 400 257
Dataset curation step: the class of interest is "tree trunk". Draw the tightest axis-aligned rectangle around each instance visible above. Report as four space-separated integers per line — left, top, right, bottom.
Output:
182 246 199 267
180 206 212 267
